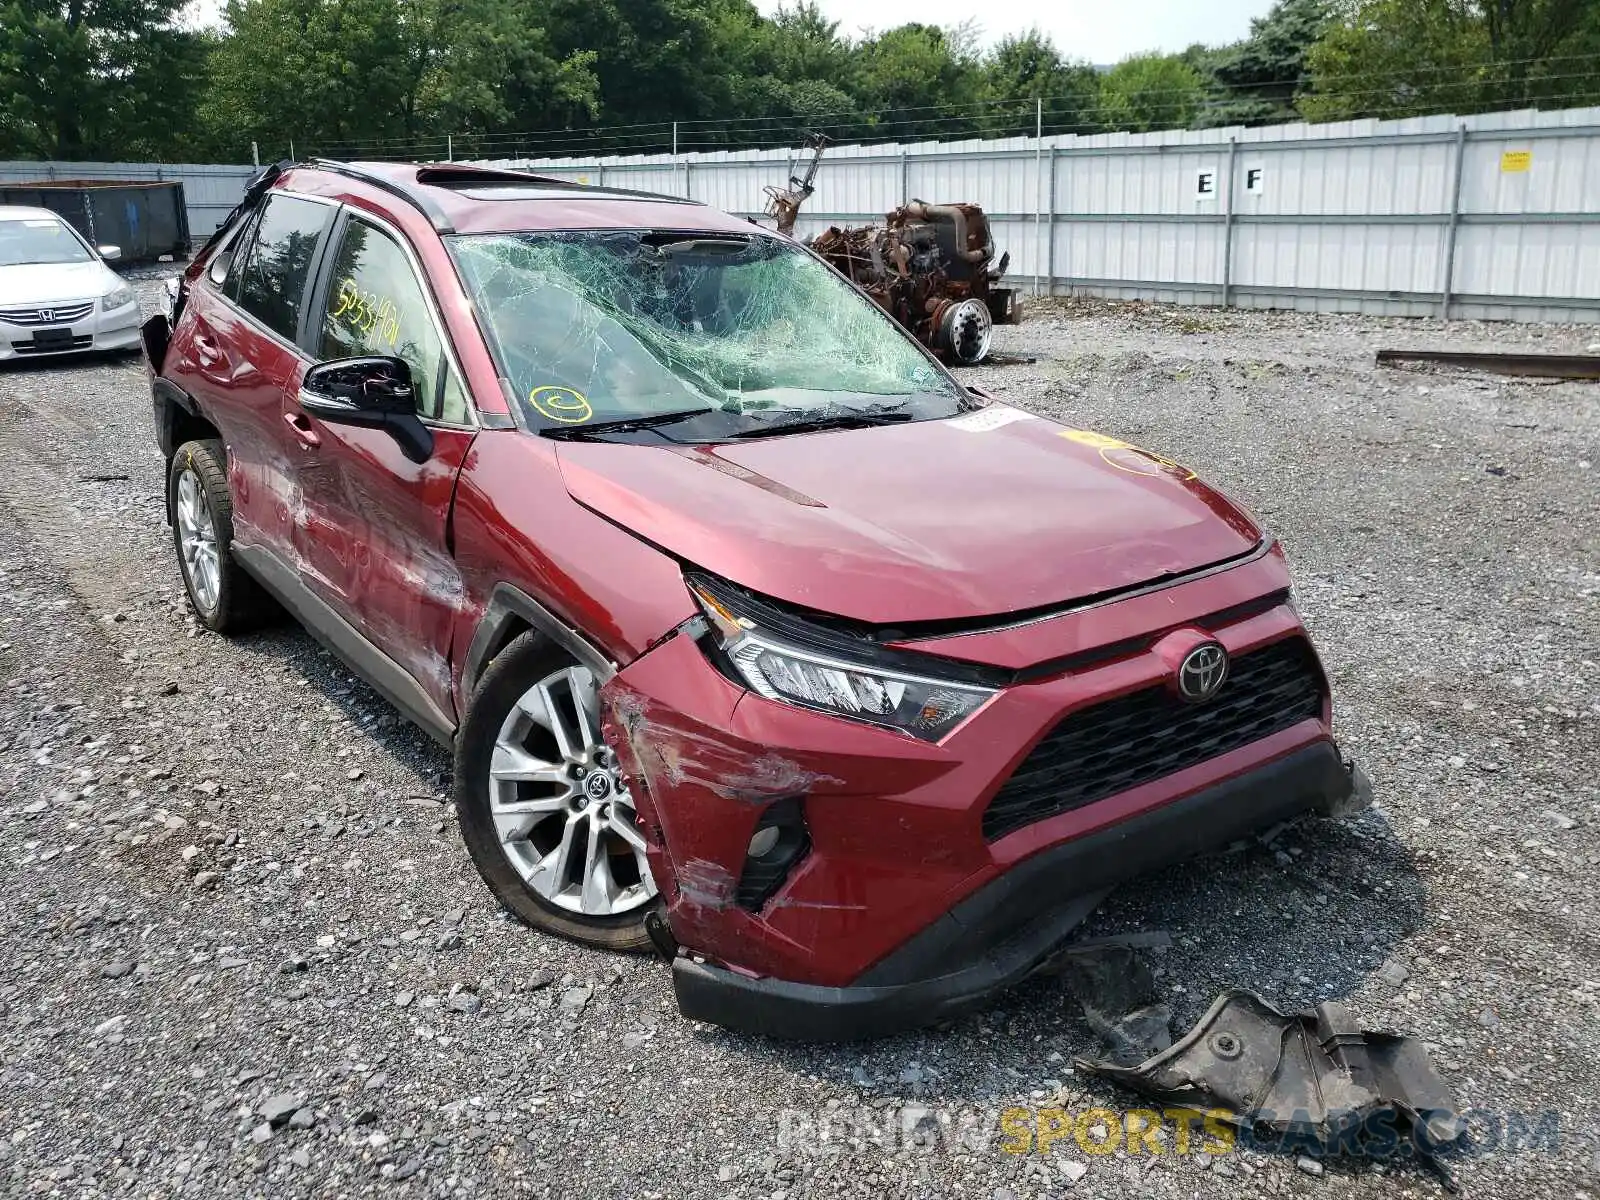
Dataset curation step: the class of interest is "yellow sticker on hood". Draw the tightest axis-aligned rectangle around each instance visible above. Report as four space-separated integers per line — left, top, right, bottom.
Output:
1059 428 1196 480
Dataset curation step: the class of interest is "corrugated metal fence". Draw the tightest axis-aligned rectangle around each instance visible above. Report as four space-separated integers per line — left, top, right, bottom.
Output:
486 105 1600 323
4 106 1594 320
0 161 255 241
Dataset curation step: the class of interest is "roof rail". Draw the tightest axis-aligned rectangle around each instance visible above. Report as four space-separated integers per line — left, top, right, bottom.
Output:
415 162 695 206
305 157 700 230
306 159 458 232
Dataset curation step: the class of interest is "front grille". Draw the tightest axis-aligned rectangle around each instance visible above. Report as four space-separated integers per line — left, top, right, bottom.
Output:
0 302 95 326
981 637 1324 841
12 335 93 354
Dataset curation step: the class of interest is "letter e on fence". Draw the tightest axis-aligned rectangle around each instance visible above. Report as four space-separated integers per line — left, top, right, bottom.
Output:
1195 169 1217 199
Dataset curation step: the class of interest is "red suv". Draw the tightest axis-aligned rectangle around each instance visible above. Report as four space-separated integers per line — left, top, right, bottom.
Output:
143 161 1370 1039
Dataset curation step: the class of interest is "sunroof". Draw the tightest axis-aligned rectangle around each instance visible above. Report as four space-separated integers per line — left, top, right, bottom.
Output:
414 166 570 187
454 184 696 204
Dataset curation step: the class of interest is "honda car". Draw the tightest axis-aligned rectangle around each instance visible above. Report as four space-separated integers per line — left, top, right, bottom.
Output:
141 160 1370 1039
0 206 139 360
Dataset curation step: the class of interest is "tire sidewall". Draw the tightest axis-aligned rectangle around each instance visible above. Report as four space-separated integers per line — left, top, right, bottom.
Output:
454 631 658 952
168 441 232 632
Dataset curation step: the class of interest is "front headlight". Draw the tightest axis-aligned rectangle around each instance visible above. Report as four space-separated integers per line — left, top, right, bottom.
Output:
689 575 997 742
103 286 135 311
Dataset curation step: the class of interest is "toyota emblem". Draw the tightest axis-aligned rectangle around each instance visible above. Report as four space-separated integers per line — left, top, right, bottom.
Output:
1177 642 1229 702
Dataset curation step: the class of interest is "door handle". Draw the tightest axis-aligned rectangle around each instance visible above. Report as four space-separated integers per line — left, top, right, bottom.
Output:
284 410 321 448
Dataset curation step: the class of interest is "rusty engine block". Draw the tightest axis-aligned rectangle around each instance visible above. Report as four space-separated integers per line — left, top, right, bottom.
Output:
808 201 1020 366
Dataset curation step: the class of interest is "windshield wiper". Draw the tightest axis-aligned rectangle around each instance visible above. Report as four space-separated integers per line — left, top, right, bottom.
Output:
727 409 916 440
538 407 715 441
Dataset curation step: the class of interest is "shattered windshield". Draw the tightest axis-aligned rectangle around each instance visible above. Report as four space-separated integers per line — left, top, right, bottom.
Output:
449 230 967 435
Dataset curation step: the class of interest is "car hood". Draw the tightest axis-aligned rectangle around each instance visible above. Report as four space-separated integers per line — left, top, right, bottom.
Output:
0 261 118 305
554 408 1263 624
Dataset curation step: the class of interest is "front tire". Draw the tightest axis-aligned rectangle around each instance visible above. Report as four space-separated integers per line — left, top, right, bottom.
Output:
455 631 660 951
167 439 276 634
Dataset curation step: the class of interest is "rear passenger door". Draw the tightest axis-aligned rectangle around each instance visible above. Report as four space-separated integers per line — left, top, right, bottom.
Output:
283 209 475 718
169 192 335 564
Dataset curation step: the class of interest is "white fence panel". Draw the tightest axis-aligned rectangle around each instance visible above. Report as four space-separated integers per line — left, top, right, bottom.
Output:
496 104 1600 323
6 104 1596 321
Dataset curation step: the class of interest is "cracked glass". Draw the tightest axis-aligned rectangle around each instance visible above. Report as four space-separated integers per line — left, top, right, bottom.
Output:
449 231 964 433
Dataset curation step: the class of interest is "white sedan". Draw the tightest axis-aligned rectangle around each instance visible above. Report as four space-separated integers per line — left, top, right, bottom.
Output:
0 206 141 361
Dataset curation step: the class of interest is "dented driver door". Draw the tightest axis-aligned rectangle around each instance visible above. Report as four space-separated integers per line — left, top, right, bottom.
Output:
283 208 476 719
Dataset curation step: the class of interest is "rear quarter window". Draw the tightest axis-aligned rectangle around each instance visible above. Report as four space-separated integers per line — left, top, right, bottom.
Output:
232 194 331 342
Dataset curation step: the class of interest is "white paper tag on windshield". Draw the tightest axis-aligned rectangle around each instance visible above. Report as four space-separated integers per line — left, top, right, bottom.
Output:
947 406 1035 432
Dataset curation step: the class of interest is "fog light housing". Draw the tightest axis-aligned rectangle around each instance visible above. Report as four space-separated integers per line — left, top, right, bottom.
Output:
735 798 809 911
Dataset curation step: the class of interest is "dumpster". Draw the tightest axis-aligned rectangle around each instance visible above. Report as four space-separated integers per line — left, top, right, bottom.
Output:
0 180 190 263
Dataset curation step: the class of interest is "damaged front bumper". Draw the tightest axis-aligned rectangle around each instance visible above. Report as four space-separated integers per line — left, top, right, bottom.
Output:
673 745 1369 1040
599 567 1372 1041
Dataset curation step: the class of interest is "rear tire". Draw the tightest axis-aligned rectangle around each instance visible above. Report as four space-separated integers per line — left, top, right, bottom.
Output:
168 439 277 634
455 631 660 952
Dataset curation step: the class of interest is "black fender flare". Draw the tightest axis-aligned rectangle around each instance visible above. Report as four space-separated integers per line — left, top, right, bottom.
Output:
460 583 618 704
152 376 203 457
153 378 210 524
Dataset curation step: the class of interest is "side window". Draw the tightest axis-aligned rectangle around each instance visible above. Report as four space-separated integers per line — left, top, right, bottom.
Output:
220 209 261 301
233 194 329 341
317 217 470 424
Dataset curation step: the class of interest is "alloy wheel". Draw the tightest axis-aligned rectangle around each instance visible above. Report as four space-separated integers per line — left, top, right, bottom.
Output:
489 665 656 916
175 467 220 614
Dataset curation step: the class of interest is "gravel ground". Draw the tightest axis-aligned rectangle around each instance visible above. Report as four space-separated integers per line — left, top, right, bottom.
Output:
0 280 1596 1199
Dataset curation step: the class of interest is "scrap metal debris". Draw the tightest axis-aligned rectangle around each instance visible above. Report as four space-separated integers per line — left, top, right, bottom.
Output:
809 202 1020 366
759 137 1020 365
1070 979 1467 1189
1376 348 1600 379
763 134 828 238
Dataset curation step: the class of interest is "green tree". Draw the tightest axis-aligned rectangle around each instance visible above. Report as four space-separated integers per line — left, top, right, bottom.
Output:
402 1 599 142
1301 0 1600 120
1198 0 1332 126
768 2 856 86
983 30 1103 136
733 1 864 142
1098 52 1207 132
544 0 734 139
203 0 412 156
0 0 206 159
203 0 598 160
852 23 989 141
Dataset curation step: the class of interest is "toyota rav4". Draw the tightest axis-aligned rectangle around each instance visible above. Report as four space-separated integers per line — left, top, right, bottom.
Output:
142 160 1371 1039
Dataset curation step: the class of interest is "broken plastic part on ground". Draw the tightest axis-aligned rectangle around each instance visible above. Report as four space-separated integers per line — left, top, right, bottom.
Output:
1064 965 1467 1190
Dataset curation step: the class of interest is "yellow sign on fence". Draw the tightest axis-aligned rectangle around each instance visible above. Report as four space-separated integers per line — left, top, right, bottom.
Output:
1501 150 1533 173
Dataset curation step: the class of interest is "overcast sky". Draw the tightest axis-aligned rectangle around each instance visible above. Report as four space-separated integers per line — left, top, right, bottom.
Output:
753 0 1276 61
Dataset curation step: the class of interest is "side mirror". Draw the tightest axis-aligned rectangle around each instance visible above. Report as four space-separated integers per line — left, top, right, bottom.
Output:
298 356 433 462
98 244 122 262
